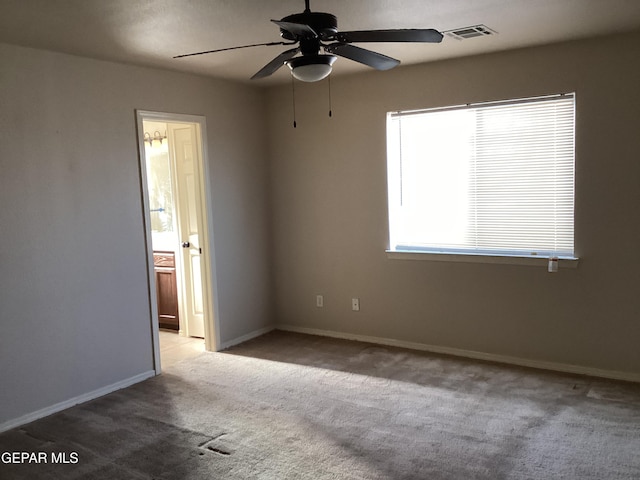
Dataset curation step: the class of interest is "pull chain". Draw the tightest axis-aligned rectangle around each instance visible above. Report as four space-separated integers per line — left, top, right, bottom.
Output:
328 75 332 118
399 115 403 206
291 75 297 128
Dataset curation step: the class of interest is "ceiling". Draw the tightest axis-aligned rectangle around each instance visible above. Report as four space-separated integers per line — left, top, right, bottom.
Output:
2 0 640 86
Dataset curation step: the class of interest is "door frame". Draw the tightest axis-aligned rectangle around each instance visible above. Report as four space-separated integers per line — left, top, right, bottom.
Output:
136 110 221 373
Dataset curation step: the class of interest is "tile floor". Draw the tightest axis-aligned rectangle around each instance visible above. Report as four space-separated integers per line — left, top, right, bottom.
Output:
158 329 205 368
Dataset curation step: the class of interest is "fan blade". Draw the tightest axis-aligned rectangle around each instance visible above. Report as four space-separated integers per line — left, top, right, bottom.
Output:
271 19 317 38
324 43 400 70
337 28 443 43
174 41 294 59
251 47 300 79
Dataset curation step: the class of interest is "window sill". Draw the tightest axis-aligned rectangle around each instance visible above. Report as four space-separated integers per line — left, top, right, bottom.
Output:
386 250 579 268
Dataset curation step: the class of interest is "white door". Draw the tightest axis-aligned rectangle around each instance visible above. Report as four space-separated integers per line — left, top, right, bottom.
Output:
169 123 205 338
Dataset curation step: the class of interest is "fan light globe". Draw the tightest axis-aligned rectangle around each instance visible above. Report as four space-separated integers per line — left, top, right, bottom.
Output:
286 55 337 82
292 63 332 82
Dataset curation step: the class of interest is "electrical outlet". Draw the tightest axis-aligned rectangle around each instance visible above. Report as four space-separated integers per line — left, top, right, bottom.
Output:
352 298 360 311
316 295 324 307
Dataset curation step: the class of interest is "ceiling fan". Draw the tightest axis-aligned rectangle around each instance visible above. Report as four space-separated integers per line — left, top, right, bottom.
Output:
174 0 443 82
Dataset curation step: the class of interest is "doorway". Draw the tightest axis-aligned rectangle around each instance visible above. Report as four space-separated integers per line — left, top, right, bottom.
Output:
136 111 219 373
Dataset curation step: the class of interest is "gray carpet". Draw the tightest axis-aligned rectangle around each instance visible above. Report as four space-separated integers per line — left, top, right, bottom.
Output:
1 330 640 479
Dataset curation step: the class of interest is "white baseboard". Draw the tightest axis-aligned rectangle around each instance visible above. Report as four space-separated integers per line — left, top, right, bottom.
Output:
219 325 275 351
0 370 156 434
276 324 640 384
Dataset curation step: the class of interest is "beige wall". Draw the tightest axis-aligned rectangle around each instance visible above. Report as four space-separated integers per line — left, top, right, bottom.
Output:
266 31 640 376
0 43 273 426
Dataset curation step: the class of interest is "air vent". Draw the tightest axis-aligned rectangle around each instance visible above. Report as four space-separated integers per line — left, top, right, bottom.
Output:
444 25 497 40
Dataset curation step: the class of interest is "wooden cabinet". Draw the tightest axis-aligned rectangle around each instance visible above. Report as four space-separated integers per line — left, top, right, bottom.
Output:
153 251 179 331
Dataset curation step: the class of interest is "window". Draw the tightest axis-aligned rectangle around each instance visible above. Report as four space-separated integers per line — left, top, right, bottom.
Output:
386 93 576 261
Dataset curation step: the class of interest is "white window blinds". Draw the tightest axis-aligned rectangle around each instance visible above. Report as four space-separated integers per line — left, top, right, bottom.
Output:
387 94 575 258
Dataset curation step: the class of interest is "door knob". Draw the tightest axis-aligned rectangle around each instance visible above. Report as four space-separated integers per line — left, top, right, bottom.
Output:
181 242 190 248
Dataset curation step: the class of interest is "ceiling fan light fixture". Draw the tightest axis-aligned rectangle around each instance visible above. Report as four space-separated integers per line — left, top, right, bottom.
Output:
286 54 336 82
